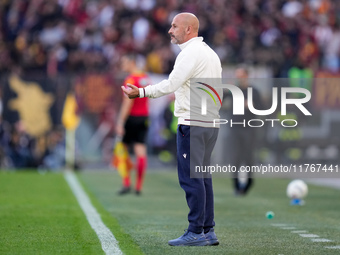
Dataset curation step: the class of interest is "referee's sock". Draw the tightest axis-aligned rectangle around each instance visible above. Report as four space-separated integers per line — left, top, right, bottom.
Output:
123 177 130 188
136 157 147 192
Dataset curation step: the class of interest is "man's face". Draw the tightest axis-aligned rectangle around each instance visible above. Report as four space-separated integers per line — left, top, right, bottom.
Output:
168 16 186 44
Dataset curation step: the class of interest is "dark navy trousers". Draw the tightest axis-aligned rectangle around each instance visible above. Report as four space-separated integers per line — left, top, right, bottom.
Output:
177 125 219 234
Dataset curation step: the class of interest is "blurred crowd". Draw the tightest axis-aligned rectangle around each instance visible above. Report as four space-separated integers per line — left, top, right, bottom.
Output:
1 0 340 169
0 0 340 77
0 118 67 169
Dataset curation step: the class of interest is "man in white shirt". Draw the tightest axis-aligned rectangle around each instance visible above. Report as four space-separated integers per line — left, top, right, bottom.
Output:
122 12 222 246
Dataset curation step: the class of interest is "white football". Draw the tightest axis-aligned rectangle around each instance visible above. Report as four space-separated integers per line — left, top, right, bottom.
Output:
286 179 308 199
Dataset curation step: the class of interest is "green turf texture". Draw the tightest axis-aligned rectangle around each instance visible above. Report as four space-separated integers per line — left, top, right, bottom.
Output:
0 171 142 255
0 171 102 254
80 171 340 255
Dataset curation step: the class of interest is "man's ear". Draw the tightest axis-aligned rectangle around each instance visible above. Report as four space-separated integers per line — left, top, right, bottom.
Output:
186 26 191 34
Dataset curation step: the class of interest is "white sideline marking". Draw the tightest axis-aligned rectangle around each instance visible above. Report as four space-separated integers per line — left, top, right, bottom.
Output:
299 234 319 238
311 239 332 242
271 222 339 250
325 246 340 249
271 224 288 227
64 171 123 255
280 227 296 230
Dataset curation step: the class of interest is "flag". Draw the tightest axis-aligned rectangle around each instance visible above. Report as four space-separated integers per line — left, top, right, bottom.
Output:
112 137 133 178
62 93 80 130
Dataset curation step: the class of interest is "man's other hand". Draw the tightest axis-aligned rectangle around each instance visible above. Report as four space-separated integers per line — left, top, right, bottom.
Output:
121 83 139 99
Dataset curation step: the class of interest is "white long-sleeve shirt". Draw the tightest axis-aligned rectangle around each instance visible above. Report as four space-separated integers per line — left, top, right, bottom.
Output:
139 37 223 127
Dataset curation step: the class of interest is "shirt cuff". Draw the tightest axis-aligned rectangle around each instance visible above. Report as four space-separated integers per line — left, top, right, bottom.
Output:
139 87 146 98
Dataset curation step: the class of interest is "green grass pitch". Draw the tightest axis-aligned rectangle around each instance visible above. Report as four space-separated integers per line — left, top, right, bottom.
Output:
1 170 339 254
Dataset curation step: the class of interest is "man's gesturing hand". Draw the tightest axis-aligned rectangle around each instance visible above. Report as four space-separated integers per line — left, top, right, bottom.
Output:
121 83 140 99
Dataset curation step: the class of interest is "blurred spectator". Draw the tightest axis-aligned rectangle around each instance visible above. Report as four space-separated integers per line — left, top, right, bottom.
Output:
0 90 5 167
282 0 303 17
0 0 339 170
323 23 340 72
0 120 11 168
6 121 37 169
40 127 66 170
313 15 333 55
225 66 264 195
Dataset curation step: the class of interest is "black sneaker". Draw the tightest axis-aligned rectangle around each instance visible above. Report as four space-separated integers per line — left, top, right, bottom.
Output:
135 190 141 195
118 187 131 195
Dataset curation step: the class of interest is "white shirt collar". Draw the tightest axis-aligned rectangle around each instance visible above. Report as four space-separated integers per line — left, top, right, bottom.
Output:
178 37 203 50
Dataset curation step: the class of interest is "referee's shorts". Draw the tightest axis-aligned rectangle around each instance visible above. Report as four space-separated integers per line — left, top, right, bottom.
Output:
122 116 148 145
